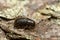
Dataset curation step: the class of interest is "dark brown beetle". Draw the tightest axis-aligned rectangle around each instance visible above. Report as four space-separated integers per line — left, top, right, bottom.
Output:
14 17 35 30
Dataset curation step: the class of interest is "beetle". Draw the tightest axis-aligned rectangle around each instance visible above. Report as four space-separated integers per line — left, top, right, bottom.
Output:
14 17 35 30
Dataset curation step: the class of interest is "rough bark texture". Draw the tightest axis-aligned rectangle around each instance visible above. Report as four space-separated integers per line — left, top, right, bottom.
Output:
0 0 60 40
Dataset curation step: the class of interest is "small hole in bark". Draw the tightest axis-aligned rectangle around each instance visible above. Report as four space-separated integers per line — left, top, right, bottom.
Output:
48 15 57 20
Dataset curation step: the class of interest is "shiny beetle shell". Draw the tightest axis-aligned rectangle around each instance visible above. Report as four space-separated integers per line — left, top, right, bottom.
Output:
14 17 35 30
